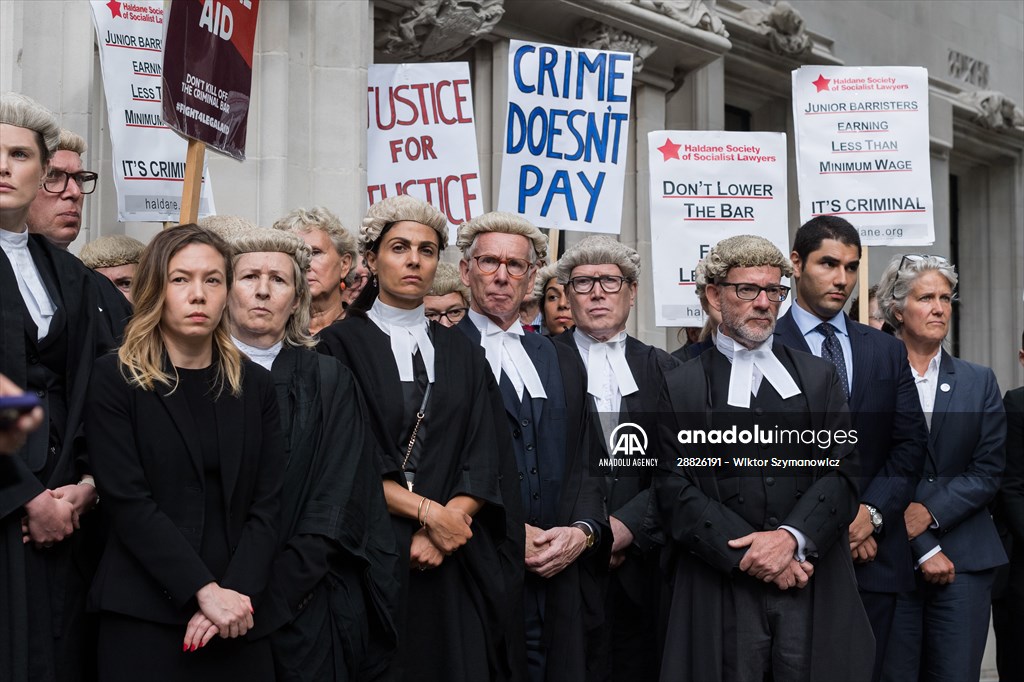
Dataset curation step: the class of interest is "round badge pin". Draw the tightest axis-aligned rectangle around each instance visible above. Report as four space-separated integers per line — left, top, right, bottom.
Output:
940 383 951 392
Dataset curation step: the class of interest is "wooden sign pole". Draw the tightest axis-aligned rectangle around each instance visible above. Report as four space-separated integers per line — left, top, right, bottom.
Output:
176 138 206 227
857 247 870 323
548 228 560 265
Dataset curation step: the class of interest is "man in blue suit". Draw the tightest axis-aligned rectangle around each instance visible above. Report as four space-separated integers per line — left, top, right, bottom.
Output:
456 212 610 682
774 216 929 681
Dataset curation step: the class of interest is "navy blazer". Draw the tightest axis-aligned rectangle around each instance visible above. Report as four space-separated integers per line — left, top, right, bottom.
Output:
775 309 928 592
909 351 1007 573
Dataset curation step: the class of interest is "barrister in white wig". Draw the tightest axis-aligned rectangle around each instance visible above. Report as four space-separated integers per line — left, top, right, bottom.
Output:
652 234 873 682
79 234 145 304
423 262 470 328
455 211 611 682
552 235 678 682
224 228 400 681
533 263 573 337
317 196 523 682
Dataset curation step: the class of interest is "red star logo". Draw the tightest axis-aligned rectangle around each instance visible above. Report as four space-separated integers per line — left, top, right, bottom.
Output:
657 138 681 162
106 0 122 18
812 74 831 93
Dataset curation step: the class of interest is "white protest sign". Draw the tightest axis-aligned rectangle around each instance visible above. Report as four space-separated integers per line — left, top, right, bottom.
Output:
498 40 633 233
792 66 933 246
648 131 789 327
367 63 483 241
90 0 215 222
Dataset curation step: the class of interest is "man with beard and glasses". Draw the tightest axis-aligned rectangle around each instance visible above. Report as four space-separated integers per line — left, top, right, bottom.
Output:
653 234 874 682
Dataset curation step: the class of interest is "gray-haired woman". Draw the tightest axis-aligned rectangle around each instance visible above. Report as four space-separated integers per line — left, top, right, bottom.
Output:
226 228 400 681
876 254 1006 682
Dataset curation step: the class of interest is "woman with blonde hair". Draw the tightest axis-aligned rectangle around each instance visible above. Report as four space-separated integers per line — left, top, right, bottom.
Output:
318 195 523 681
85 224 283 681
225 227 400 680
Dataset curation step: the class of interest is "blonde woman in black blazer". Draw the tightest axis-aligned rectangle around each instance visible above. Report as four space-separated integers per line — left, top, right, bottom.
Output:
85 224 284 682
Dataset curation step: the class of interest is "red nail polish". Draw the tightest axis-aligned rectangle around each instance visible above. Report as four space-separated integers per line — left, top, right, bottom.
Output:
182 644 187 652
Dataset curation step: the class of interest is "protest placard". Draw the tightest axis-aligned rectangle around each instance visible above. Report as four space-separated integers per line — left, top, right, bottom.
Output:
367 62 483 239
792 66 934 246
162 0 259 161
90 0 215 222
498 40 633 233
648 131 789 327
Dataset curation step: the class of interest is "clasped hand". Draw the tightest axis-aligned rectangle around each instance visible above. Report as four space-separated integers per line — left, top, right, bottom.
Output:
525 524 587 578
728 529 813 590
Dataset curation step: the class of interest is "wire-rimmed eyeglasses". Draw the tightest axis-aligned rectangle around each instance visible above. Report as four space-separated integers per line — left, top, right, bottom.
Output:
470 255 534 279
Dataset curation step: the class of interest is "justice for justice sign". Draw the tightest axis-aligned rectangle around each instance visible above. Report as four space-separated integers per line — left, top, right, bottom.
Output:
162 0 259 160
792 66 934 246
366 62 484 239
647 131 789 327
498 40 633 233
90 0 216 221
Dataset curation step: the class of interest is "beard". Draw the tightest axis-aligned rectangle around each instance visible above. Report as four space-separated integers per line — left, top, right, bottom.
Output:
720 303 776 349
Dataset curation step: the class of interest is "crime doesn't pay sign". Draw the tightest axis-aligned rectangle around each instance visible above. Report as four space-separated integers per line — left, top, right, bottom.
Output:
498 40 633 233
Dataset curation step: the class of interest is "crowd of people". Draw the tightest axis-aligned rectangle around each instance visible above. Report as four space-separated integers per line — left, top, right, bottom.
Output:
1 91 1021 682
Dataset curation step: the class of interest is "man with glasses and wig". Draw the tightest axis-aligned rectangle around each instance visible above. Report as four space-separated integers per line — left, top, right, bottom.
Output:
423 262 470 327
456 212 611 682
773 216 928 681
25 128 130 337
26 129 96 250
653 234 874 682
552 235 677 682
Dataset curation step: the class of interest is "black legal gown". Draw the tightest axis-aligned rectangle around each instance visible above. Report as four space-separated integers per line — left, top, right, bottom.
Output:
319 315 522 682
250 345 402 681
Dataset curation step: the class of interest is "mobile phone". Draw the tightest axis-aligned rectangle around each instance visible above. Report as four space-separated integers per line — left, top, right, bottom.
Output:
0 394 42 429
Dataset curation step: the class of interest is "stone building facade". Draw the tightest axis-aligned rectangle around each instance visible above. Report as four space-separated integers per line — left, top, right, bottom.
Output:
1 0 1021 391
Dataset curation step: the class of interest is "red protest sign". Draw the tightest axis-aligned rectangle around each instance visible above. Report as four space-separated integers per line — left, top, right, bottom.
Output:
161 0 259 161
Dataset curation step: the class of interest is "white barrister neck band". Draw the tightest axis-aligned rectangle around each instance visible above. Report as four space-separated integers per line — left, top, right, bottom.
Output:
369 299 435 383
469 309 547 401
574 329 639 399
716 332 800 408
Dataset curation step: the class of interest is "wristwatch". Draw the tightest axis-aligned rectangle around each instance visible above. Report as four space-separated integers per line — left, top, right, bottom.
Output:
572 521 596 549
864 504 883 533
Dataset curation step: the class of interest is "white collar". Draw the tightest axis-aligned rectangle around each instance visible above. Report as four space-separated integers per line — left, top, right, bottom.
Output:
0 227 29 247
368 298 435 383
574 329 639 398
715 331 800 408
231 336 283 371
468 308 547 400
791 300 849 338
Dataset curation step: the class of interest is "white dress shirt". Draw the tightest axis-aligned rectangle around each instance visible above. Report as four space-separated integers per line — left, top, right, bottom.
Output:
467 309 546 401
1 227 56 339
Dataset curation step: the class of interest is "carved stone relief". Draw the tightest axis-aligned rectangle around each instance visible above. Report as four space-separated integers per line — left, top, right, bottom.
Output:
376 0 505 61
957 90 1024 132
575 20 658 72
630 0 728 38
738 1 811 57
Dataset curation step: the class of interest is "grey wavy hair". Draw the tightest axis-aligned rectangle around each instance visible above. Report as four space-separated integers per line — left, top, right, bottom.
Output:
0 92 60 162
229 227 315 349
694 258 710 301
456 211 548 264
703 234 793 283
555 235 640 285
876 254 958 332
359 195 448 254
273 206 358 284
427 262 470 304
533 263 560 300
80 235 146 269
199 214 258 241
58 129 86 155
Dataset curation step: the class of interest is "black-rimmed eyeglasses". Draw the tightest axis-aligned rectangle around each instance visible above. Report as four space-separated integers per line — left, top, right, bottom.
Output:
566 275 631 294
425 307 468 324
43 170 98 195
471 255 534 278
717 282 790 302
